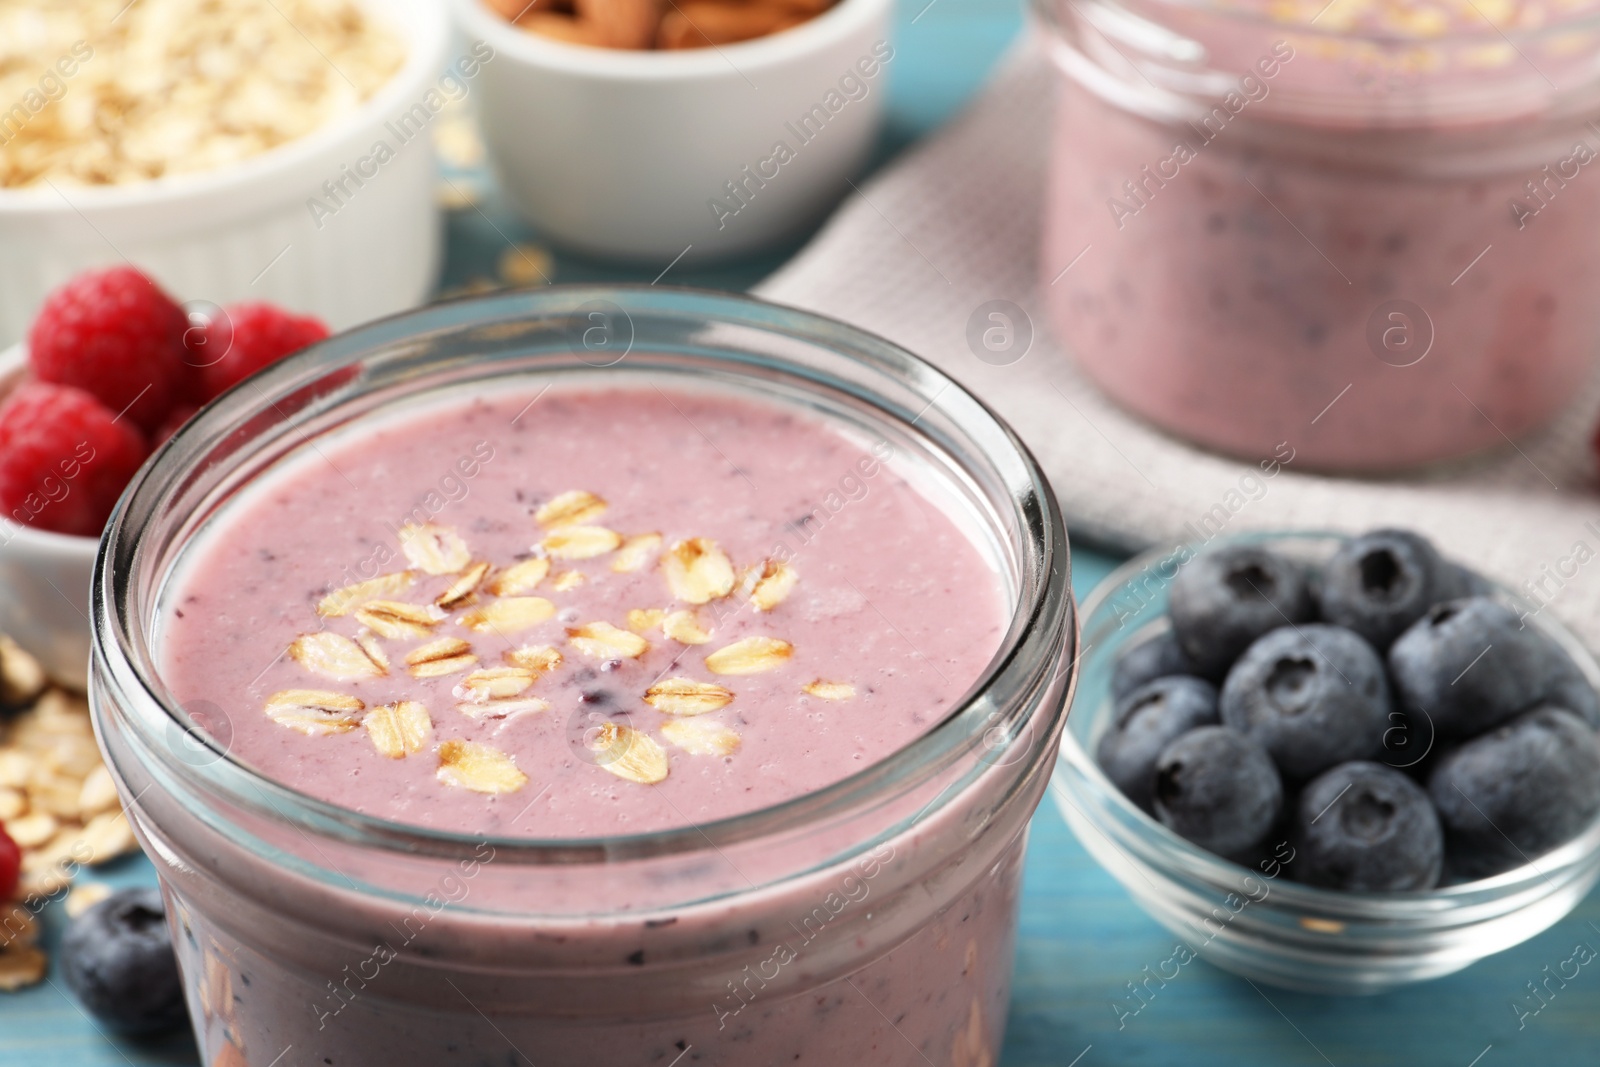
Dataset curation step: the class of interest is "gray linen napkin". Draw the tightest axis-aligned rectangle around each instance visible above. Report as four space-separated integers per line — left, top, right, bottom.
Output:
755 41 1600 647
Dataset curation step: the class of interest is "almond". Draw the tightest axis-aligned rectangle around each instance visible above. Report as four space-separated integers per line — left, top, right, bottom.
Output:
487 558 551 596
590 723 669 784
612 532 662 573
405 637 478 678
661 718 741 757
552 570 586 592
568 622 649 660
461 597 557 635
661 610 712 645
366 701 433 758
536 489 608 527
264 690 365 735
289 632 386 681
804 680 856 701
354 600 440 640
318 571 415 617
437 740 528 794
399 524 472 575
661 538 736 604
543 526 623 560
0 946 46 991
749 559 798 611
705 637 793 675
644 678 734 716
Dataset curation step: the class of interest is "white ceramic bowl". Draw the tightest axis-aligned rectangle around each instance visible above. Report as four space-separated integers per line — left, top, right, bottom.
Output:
0 346 97 690
455 0 894 262
0 0 450 347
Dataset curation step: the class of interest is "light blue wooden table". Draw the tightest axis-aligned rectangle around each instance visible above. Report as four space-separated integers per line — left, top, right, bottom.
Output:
8 2 1599 1063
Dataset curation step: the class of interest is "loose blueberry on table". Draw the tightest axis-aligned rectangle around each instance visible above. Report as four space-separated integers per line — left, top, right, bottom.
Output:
1097 529 1600 889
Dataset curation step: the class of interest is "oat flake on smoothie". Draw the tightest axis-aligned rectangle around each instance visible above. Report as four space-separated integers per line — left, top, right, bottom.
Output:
0 0 405 189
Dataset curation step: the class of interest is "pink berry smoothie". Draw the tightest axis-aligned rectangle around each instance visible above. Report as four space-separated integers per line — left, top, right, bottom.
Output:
146 383 1027 1066
1041 0 1600 471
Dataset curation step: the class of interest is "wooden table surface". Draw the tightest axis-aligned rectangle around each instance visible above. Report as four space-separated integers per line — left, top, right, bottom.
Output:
5 2 1598 1063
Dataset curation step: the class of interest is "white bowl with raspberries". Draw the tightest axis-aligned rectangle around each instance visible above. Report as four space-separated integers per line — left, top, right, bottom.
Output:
0 268 333 689
0 0 448 348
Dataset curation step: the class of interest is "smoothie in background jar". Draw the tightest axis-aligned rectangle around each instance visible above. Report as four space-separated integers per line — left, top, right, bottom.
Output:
1037 0 1600 471
88 291 1075 1067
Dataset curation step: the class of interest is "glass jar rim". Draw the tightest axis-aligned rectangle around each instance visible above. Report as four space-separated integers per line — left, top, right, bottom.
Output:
91 285 1076 867
1029 0 1600 48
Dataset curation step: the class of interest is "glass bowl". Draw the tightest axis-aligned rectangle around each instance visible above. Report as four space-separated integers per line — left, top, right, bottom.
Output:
1052 531 1600 995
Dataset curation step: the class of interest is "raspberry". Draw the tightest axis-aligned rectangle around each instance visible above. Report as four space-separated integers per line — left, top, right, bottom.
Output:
0 821 17 900
194 303 330 401
0 382 149 537
27 267 187 434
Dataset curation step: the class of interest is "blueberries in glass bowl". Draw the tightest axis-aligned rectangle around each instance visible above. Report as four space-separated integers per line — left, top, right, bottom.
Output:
1097 529 1600 890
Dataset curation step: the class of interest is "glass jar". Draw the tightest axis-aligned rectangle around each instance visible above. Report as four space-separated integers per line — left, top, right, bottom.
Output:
88 287 1076 1066
1035 0 1600 471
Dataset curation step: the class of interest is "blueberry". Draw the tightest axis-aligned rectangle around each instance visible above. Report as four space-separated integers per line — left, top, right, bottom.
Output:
1316 530 1459 649
1220 625 1391 781
1110 630 1199 702
1169 545 1313 678
1388 597 1553 737
60 887 188 1037
1544 644 1600 729
1294 761 1442 891
1097 676 1219 810
1154 726 1283 859
1429 706 1600 879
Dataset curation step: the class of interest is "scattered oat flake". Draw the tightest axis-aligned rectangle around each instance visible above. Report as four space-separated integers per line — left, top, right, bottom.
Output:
5 812 57 849
506 645 563 674
0 947 46 991
357 632 391 673
400 524 472 575
462 597 556 634
627 608 666 633
355 600 439 640
661 538 736 604
591 723 669 785
536 490 608 527
265 690 364 735
289 632 386 681
64 883 112 919
436 561 491 609
488 557 551 596
437 740 528 794
568 622 649 660
543 526 622 560
705 637 793 675
612 532 662 573
317 572 415 617
644 678 734 716
405 637 478 679
804 680 856 701
552 570 586 592
456 667 536 703
366 701 433 759
750 560 798 611
661 610 711 645
661 718 741 757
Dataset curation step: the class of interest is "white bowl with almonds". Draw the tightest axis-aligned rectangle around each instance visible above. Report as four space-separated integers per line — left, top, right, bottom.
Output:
0 0 452 346
456 0 895 261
